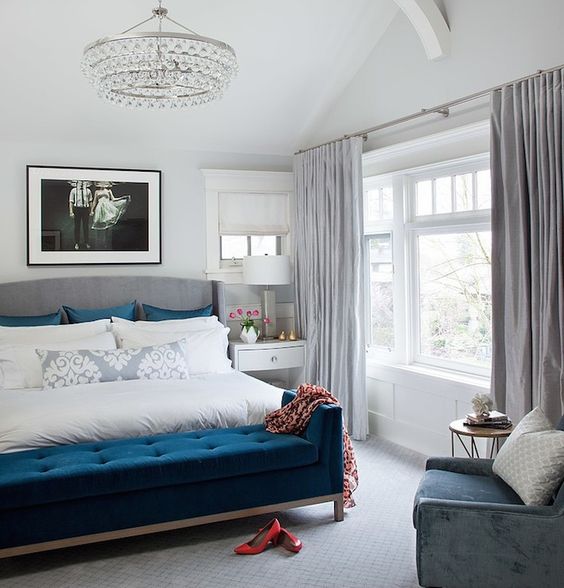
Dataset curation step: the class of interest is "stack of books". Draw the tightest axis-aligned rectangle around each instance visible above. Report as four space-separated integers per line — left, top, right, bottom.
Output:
464 410 512 429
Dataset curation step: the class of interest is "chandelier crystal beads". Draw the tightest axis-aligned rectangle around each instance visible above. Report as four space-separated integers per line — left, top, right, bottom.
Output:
82 3 238 109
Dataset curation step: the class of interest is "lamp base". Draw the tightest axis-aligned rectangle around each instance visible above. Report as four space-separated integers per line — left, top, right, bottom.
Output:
261 288 277 338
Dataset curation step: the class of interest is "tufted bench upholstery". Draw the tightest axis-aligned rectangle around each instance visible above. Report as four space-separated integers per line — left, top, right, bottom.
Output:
0 391 345 557
0 426 318 510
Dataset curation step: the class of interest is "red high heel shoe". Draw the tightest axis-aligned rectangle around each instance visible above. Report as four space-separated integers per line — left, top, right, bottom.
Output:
275 527 302 553
233 518 281 555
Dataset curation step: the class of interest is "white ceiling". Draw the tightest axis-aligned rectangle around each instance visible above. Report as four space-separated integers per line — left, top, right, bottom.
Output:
0 0 398 155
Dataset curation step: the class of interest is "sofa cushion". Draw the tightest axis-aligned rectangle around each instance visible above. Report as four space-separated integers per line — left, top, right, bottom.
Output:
413 469 522 527
0 425 318 510
493 407 564 506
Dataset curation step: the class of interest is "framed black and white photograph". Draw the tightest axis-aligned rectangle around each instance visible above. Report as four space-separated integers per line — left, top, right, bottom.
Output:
27 165 161 265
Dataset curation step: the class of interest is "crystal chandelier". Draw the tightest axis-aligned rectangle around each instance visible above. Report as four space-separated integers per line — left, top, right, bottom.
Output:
81 1 238 109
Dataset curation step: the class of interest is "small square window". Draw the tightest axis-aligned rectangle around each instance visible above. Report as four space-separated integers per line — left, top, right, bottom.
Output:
476 170 491 209
455 174 473 212
220 236 248 260
435 177 452 214
416 180 433 216
250 236 278 256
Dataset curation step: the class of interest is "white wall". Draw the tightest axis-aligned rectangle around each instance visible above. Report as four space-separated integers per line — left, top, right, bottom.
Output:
0 139 291 306
306 0 564 152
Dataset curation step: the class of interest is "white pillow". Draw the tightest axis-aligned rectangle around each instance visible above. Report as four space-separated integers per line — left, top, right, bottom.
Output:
117 326 232 376
111 315 220 332
0 331 117 389
493 407 564 506
0 319 111 346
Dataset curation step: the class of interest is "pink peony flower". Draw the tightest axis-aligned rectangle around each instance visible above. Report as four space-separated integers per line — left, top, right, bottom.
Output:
246 310 252 316
236 308 243 315
229 312 236 319
263 317 272 324
252 310 260 316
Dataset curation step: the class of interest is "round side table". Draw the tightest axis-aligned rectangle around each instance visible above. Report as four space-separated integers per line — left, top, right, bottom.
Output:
449 419 514 458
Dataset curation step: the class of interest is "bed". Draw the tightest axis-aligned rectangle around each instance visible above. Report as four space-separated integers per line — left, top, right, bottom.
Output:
0 276 283 453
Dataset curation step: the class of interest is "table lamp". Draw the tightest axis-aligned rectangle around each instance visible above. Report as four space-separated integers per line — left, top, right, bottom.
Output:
243 255 291 339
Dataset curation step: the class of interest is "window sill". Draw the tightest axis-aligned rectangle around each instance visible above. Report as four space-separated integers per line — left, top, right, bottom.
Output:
366 359 490 397
205 267 243 284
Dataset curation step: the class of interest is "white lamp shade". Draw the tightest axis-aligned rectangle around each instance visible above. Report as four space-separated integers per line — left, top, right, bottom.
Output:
243 255 291 285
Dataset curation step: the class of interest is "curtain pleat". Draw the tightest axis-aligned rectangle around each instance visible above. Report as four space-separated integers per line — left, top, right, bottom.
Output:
491 69 564 424
293 137 368 440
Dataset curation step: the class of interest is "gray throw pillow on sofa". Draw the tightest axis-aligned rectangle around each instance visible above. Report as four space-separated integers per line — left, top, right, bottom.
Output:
37 341 188 389
493 407 564 506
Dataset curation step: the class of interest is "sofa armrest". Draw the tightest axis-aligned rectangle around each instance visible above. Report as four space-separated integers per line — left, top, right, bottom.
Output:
426 456 494 476
305 403 343 493
416 498 564 587
281 390 296 407
278 390 343 494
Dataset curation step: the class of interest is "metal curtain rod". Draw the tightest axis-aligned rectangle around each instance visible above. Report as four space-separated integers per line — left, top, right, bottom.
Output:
295 62 564 155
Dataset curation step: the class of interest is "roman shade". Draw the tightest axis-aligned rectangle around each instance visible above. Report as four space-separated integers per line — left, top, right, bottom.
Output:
218 192 289 235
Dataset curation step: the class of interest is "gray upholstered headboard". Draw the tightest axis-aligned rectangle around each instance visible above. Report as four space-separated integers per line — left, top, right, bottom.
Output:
0 276 226 325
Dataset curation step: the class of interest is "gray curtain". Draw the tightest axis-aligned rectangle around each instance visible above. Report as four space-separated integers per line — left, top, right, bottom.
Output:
293 137 368 440
491 69 564 425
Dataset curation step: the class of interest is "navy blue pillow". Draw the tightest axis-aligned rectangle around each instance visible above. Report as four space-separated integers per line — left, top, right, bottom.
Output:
0 310 62 327
142 303 214 321
63 302 136 324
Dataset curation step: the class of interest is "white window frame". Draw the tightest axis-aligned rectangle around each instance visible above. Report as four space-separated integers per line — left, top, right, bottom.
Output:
364 153 491 379
202 169 294 283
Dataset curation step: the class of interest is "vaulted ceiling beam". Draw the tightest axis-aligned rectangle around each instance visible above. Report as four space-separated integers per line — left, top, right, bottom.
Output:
394 0 450 60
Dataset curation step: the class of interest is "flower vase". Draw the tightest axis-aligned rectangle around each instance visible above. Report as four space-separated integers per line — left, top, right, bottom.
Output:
240 326 259 344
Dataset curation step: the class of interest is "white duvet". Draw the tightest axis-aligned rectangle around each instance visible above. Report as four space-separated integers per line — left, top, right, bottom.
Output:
0 370 284 453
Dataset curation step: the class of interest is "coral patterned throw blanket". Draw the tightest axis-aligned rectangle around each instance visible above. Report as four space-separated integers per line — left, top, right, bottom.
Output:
264 383 359 508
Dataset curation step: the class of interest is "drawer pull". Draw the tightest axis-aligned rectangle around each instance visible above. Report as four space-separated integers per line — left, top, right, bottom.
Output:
271 355 278 363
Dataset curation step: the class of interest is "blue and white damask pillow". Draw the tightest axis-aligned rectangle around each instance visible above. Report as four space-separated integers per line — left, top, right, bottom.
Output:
37 341 189 389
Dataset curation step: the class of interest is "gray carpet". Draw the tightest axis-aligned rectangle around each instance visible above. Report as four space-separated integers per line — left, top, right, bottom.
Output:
0 437 427 588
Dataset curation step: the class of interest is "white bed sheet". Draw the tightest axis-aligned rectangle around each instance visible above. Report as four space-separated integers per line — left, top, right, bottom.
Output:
0 370 284 453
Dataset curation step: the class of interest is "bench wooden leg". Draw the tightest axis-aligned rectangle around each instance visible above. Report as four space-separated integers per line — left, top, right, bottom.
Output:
334 495 344 521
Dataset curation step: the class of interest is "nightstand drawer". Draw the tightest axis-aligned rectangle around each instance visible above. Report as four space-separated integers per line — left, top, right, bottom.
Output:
237 345 304 371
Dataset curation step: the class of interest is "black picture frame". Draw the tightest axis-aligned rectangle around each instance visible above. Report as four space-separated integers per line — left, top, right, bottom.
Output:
27 165 161 266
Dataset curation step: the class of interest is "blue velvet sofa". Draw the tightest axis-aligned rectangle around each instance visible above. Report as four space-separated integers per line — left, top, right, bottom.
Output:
0 391 344 558
413 416 564 588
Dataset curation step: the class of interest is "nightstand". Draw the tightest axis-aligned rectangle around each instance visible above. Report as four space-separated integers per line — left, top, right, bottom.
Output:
229 339 306 388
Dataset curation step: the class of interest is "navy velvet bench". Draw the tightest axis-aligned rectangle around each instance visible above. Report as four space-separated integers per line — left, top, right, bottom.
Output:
0 392 344 558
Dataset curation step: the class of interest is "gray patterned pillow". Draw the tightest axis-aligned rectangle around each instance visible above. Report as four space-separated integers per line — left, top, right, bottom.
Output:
493 407 564 506
37 341 188 389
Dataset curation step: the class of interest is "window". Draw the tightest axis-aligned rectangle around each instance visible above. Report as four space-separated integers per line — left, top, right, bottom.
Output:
363 177 396 354
415 169 491 216
366 233 394 350
416 230 492 371
220 235 282 261
364 155 491 378
202 170 293 283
